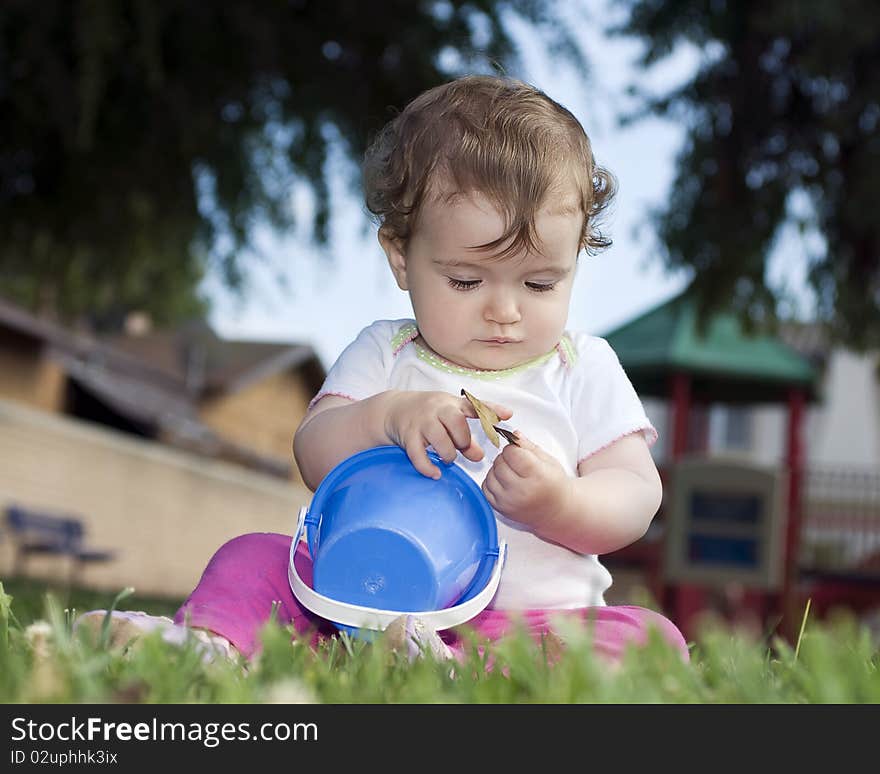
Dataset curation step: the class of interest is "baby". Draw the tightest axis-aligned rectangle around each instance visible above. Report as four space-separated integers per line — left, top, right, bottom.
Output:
79 75 688 665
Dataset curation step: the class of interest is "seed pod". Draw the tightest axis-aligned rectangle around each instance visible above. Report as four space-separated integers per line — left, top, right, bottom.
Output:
460 389 519 447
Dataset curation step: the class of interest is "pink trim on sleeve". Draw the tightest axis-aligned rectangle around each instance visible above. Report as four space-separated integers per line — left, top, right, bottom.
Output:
307 391 357 411
576 425 659 466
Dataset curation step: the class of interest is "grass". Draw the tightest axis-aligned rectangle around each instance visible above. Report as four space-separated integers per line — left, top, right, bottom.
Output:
0 577 182 624
1 579 878 703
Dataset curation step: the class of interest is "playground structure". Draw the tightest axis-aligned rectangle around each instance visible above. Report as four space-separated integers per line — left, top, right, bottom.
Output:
602 291 880 640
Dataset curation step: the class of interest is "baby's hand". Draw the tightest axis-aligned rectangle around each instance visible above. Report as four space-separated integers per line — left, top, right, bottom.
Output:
481 434 573 529
384 390 513 479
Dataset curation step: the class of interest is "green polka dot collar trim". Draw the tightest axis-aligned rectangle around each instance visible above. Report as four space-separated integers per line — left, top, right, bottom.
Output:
391 322 577 380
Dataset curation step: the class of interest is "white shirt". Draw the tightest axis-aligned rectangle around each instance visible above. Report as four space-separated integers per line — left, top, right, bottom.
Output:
310 319 657 610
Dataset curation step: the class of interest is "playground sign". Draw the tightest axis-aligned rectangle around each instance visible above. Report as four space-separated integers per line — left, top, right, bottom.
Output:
664 458 787 589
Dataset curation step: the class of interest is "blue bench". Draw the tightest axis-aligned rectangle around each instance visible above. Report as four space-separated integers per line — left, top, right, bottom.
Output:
3 505 117 583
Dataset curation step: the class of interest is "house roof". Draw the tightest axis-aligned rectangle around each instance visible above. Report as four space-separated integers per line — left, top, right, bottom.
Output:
0 296 81 349
102 321 324 397
0 297 324 475
603 290 821 403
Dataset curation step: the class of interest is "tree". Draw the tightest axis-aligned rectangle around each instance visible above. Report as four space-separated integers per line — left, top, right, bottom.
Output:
1 0 584 330
616 0 880 349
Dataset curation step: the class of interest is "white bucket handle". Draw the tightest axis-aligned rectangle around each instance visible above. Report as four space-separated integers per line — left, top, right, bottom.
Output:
288 506 506 632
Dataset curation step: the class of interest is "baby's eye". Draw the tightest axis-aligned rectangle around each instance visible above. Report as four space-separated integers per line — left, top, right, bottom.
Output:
447 277 481 291
525 281 556 292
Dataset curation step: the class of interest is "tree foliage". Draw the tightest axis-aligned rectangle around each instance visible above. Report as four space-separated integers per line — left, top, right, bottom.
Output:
1 0 584 330
617 0 880 349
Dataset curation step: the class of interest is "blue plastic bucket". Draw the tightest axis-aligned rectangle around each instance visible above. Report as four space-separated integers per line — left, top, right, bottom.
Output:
294 445 501 633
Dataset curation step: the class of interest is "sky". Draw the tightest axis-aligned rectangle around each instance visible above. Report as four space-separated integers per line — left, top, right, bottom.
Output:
206 1 812 370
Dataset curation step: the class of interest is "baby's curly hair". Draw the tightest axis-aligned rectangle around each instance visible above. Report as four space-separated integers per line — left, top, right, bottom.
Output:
363 75 616 259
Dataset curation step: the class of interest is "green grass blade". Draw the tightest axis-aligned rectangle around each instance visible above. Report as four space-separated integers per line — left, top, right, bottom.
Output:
794 598 812 662
98 586 136 650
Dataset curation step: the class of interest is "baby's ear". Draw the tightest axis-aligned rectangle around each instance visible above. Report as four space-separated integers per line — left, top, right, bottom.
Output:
379 227 408 290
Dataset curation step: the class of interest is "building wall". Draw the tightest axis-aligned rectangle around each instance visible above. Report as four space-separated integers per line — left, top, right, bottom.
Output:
198 370 313 481
736 350 880 470
0 399 312 598
806 350 880 469
643 349 880 472
0 331 66 412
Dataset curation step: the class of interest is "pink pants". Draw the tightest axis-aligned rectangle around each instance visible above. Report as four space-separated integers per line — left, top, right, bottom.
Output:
175 533 690 663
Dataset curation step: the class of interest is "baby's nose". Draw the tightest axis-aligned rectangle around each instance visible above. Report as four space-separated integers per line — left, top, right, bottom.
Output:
483 289 521 323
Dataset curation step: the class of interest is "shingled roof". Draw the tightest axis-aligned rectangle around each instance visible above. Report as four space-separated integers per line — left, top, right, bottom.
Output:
102 320 323 397
0 297 324 475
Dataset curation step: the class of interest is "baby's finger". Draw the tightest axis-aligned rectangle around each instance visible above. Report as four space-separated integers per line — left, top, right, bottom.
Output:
506 432 554 463
501 443 537 477
459 437 484 463
404 436 441 480
508 431 537 452
492 457 523 487
438 410 485 462
487 401 514 421
481 474 501 508
438 410 474 454
459 396 514 422
424 425 458 465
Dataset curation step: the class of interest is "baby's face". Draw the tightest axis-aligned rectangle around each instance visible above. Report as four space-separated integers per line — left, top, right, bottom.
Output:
386 188 582 371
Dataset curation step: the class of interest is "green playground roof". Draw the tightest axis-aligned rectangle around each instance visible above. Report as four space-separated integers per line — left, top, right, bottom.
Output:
603 290 820 403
